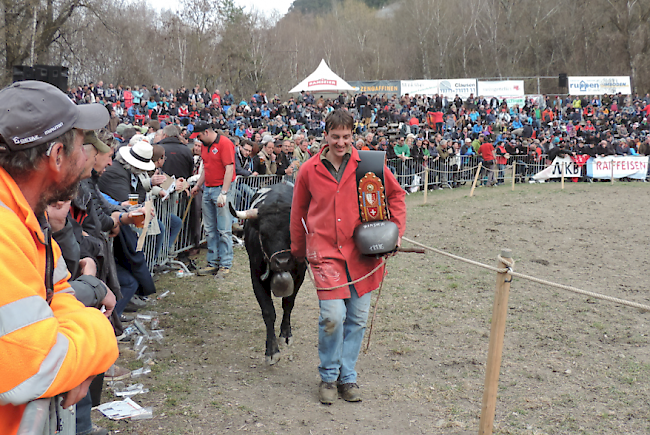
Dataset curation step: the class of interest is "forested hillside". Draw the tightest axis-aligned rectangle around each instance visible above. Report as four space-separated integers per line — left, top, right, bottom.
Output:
1 0 648 97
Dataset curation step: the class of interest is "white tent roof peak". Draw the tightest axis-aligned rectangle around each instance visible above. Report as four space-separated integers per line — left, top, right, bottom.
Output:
289 59 356 93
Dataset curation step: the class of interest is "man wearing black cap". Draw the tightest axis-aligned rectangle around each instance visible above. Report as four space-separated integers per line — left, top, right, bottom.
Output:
190 121 236 276
0 81 118 433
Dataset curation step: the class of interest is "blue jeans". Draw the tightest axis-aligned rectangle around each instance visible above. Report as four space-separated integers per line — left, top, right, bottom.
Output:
114 264 138 317
75 391 92 434
318 284 372 384
202 186 234 269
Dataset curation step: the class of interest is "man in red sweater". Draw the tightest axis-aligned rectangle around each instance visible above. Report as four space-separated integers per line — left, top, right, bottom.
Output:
478 134 497 186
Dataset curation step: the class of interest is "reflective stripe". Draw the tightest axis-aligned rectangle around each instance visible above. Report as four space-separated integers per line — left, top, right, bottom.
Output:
0 198 9 211
0 295 53 338
52 254 69 284
0 332 69 406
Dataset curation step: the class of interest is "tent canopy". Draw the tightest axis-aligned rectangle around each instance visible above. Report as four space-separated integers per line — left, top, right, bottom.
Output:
289 59 356 93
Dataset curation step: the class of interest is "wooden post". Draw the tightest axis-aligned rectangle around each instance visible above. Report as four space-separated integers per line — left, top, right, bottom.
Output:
561 161 565 190
470 162 483 197
511 161 516 191
611 160 615 185
479 249 514 435
423 167 428 204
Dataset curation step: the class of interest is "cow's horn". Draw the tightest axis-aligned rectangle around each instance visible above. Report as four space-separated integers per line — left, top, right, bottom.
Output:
229 203 258 220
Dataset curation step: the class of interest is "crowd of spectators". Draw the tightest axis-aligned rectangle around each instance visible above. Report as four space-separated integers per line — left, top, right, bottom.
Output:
71 80 650 194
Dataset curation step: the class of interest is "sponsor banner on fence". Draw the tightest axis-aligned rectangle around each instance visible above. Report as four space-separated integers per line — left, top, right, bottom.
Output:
349 80 400 96
533 157 583 180
477 80 525 98
568 76 631 96
586 156 648 180
400 79 477 98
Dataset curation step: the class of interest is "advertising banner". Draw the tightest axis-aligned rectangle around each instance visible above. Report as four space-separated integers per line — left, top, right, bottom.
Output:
586 156 648 180
568 76 631 96
400 80 440 96
477 80 525 98
400 79 477 99
534 155 649 180
348 80 401 96
532 157 583 180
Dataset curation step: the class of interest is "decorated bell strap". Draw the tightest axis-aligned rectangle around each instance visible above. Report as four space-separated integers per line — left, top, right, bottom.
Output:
356 150 391 222
358 172 387 222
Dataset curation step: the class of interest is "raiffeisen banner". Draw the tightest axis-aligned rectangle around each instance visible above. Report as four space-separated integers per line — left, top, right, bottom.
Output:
400 79 477 99
477 80 525 98
568 76 631 95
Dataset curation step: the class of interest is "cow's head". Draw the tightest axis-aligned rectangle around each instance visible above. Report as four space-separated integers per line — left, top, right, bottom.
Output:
231 201 294 273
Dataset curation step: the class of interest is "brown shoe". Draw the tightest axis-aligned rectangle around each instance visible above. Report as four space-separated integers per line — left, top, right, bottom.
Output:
338 382 361 402
319 381 337 405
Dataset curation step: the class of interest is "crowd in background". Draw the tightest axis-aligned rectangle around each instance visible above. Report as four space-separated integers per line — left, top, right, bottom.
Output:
70 81 650 193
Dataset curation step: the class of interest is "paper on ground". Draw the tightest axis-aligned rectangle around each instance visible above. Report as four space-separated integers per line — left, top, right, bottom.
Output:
96 397 149 420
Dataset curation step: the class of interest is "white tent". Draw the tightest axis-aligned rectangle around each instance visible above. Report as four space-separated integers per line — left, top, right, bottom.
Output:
289 59 356 93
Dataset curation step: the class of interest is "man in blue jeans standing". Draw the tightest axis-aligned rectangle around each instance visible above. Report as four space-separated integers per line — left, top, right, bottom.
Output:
290 110 406 404
190 121 235 277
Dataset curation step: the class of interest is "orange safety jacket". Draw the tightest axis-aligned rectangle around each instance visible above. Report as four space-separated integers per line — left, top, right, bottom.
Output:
0 167 119 434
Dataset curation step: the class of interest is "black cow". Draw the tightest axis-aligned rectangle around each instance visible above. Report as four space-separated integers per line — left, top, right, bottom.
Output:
230 183 307 364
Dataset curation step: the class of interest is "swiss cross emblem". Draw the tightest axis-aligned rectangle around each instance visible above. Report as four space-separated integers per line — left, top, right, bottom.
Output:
212 148 218 154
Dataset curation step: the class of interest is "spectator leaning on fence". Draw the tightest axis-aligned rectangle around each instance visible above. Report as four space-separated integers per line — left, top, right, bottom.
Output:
0 80 118 434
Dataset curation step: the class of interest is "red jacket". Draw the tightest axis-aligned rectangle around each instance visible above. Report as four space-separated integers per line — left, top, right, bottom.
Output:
290 146 406 300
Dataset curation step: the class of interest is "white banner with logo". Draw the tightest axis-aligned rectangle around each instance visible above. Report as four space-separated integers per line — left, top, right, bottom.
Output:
586 156 648 180
534 155 649 180
400 80 440 96
532 157 583 180
568 76 631 96
478 80 525 98
401 79 477 99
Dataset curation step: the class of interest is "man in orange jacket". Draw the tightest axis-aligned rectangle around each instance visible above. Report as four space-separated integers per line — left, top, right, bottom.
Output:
291 109 406 404
0 81 119 435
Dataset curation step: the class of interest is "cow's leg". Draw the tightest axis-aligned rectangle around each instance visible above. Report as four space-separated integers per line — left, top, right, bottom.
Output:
279 265 306 346
279 293 296 346
252 276 281 365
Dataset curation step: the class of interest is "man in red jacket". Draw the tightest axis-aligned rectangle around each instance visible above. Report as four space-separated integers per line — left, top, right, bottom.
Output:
290 110 406 404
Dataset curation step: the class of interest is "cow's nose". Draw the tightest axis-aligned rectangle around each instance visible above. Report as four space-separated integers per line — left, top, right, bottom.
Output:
272 253 291 271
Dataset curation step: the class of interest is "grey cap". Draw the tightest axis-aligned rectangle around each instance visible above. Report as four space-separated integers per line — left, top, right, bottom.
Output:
0 80 109 152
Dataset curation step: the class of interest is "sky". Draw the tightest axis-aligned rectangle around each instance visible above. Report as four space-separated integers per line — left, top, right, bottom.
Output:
147 0 294 18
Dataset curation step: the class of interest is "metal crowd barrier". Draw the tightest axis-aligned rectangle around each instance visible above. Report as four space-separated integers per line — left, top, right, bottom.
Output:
387 154 549 191
140 174 295 273
140 157 552 272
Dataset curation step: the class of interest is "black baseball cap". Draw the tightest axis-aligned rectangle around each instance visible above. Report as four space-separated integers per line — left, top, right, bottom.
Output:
189 121 211 139
0 81 109 152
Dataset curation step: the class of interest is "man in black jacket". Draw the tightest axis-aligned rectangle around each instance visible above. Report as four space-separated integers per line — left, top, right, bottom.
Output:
157 124 193 179
275 139 297 178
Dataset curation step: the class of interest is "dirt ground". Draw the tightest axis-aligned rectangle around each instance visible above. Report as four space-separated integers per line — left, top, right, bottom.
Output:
98 181 650 435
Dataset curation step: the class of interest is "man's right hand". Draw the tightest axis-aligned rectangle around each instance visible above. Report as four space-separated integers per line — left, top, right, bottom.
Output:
151 174 166 186
79 257 97 277
100 286 116 318
62 376 96 409
191 185 200 196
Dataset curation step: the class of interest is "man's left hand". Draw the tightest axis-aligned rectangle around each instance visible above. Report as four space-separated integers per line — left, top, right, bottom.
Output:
217 192 227 207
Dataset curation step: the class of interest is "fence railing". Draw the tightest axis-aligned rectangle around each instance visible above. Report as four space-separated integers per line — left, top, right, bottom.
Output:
140 174 296 273
388 154 548 190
